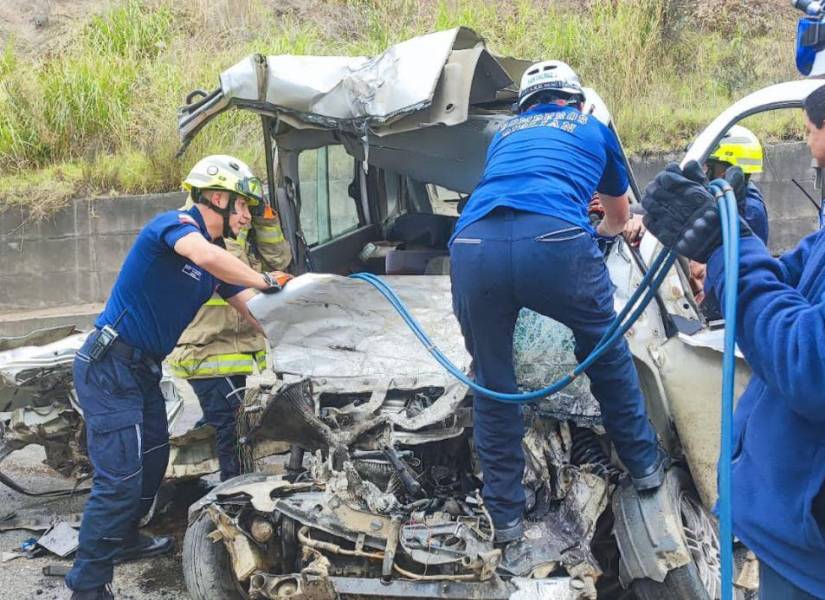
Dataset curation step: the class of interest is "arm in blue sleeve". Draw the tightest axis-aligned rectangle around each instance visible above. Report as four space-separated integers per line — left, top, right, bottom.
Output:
596 125 629 197
217 281 247 300
743 184 769 245
776 229 820 287
707 234 825 422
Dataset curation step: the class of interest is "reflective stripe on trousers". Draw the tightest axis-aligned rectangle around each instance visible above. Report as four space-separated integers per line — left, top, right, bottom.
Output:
66 336 169 592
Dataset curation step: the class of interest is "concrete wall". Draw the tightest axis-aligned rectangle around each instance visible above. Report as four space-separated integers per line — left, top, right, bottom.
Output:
0 192 186 314
0 141 821 319
630 141 822 255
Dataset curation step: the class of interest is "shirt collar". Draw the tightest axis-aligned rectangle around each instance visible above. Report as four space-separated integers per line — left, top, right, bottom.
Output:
522 104 578 116
186 205 211 242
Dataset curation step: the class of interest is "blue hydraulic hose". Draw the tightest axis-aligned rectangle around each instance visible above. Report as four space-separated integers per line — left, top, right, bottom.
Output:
711 179 739 600
351 186 739 597
350 246 676 402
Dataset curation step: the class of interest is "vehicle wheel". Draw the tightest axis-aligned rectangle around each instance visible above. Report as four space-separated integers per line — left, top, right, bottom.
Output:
183 511 247 600
633 489 721 600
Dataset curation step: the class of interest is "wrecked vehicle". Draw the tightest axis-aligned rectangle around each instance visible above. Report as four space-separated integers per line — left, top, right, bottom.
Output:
0 325 207 496
172 27 825 600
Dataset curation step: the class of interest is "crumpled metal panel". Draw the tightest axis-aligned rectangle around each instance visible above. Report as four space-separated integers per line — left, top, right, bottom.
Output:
0 328 184 462
500 469 609 580
249 274 469 391
251 274 606 431
0 331 87 412
177 27 518 148
222 29 463 121
611 468 692 585
166 424 220 479
509 578 586 600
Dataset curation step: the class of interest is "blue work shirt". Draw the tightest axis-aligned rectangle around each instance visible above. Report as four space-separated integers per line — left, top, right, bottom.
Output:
452 104 629 241
95 206 246 359
706 232 825 597
743 181 769 245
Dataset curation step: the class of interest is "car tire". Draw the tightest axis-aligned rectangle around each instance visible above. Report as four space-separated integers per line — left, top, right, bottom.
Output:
633 561 711 600
634 563 757 600
631 478 758 600
183 511 246 600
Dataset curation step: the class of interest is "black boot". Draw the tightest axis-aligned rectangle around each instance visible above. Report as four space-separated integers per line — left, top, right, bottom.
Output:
71 585 114 600
493 517 524 546
631 447 672 492
112 534 174 564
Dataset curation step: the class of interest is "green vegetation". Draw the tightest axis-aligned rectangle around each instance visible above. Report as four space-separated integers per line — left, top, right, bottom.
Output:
0 0 800 213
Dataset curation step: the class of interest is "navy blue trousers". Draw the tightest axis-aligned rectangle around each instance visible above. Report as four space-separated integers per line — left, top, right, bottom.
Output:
189 375 245 481
761 562 824 600
450 208 659 528
66 334 169 592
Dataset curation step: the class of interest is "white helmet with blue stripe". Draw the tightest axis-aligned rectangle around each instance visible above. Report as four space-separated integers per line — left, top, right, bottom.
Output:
518 60 584 110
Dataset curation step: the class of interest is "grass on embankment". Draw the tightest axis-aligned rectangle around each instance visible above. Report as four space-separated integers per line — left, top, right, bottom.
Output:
0 0 801 215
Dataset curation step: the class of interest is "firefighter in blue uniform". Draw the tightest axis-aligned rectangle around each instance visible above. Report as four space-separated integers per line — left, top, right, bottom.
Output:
66 156 290 600
641 84 825 599
449 61 667 545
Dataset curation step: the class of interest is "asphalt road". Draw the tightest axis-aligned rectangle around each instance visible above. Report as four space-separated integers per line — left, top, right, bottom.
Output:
0 381 208 600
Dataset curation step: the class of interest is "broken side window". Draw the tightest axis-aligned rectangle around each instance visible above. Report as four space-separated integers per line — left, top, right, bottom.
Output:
298 145 361 246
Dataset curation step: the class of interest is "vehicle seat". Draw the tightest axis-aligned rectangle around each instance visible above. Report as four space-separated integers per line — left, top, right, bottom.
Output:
385 248 447 275
387 213 457 249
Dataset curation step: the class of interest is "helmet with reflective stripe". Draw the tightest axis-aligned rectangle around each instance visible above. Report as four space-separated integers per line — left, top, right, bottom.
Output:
182 155 264 239
518 60 584 110
182 155 264 205
708 125 764 174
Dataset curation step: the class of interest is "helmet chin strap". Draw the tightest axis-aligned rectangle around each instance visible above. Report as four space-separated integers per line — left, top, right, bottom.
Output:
197 190 238 240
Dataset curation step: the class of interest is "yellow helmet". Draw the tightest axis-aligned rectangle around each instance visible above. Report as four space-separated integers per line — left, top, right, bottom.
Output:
708 125 763 175
182 155 264 206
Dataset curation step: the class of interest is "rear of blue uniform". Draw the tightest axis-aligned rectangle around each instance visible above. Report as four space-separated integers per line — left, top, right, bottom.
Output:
453 104 629 241
449 104 658 535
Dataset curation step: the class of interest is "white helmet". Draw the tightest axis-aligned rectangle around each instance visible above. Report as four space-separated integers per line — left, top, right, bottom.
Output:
518 60 584 110
182 155 264 239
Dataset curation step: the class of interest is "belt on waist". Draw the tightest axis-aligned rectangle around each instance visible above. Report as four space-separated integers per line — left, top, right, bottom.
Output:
93 329 160 371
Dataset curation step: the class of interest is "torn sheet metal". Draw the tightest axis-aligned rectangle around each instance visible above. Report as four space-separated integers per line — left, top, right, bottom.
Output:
0 327 186 487
215 479 315 514
178 27 516 146
501 470 609 581
249 274 469 390
0 513 82 533
37 521 79 557
0 329 182 421
0 332 87 412
166 424 220 479
509 577 591 600
251 274 602 430
612 468 693 585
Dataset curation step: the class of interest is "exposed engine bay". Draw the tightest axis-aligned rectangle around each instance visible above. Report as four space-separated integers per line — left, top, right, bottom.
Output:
190 376 620 600
184 275 630 599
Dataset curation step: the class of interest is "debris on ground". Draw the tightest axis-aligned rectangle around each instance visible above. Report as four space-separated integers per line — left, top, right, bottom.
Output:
36 521 79 558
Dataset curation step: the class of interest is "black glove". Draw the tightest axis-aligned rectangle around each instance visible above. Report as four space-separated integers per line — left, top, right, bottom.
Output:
642 161 750 263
